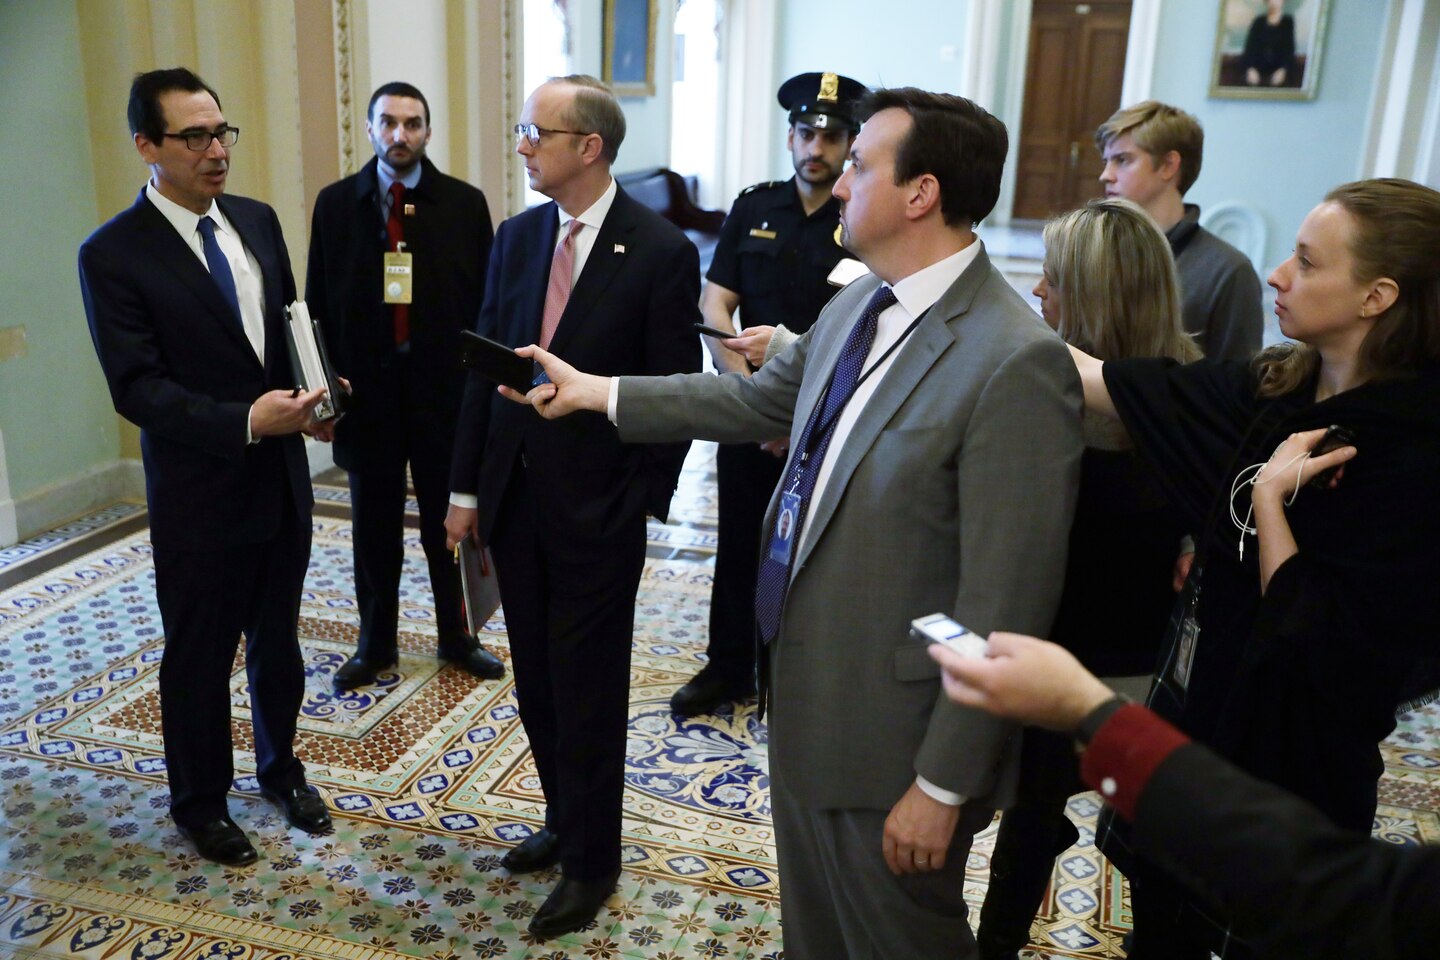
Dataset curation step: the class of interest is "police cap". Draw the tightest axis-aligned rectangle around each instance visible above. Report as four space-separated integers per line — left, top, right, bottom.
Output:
777 72 868 132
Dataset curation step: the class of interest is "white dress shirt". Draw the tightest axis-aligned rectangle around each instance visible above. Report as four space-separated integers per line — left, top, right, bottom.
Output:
555 175 618 287
145 182 266 364
146 182 269 444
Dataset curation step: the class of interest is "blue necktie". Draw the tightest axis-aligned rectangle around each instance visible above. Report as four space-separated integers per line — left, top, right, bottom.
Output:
197 216 242 325
754 284 898 644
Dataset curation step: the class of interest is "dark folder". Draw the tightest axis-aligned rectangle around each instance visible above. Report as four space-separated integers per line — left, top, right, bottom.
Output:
459 330 540 394
456 535 502 636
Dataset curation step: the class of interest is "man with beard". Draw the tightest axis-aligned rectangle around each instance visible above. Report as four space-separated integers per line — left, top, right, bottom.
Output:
669 71 867 719
307 82 503 689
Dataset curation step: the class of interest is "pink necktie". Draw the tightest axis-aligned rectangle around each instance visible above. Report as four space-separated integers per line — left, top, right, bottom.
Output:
538 218 584 349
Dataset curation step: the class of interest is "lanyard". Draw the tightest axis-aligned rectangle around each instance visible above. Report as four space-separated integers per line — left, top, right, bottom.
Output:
792 306 931 481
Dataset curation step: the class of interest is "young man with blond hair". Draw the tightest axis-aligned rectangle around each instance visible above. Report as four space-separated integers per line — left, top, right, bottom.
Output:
1096 100 1262 361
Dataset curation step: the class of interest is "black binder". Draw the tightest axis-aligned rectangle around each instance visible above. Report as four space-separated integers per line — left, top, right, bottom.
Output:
284 301 349 421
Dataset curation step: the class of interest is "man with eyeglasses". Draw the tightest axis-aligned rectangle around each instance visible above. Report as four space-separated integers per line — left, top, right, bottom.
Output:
306 82 503 692
444 74 701 939
79 67 332 867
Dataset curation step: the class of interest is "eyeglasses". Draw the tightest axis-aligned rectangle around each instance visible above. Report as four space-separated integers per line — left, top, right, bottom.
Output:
512 123 589 146
161 126 240 151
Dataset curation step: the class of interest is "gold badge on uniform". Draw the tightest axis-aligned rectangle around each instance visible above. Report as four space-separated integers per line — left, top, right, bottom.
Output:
383 241 413 304
818 73 839 102
749 228 777 239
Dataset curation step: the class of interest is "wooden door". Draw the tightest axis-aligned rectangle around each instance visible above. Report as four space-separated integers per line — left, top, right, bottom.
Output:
1013 0 1132 221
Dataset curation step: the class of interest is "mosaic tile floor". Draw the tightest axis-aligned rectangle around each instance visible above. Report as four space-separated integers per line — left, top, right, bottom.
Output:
2 442 1438 960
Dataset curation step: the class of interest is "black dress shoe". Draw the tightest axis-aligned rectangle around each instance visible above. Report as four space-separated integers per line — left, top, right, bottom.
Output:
502 827 561 873
670 667 755 718
438 638 505 680
529 869 621 939
333 655 397 691
177 818 258 867
260 784 333 833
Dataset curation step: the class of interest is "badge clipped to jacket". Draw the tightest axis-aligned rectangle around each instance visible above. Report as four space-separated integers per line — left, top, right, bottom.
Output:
384 241 413 304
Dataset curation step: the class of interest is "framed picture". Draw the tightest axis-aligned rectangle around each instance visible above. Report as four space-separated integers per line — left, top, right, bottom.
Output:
1210 0 1329 100
603 0 658 97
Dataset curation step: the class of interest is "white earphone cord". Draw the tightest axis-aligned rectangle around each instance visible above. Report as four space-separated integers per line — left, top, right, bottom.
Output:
1229 451 1310 561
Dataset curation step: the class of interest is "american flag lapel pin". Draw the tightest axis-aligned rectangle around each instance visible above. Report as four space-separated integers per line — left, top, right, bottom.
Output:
614 243 625 254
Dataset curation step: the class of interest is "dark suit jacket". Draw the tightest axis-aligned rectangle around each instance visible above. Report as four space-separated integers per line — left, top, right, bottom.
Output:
1132 739 1439 959
306 157 493 471
79 188 311 551
449 186 701 544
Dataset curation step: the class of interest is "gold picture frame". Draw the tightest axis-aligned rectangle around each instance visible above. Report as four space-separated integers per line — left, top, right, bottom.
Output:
1209 0 1330 101
603 0 658 98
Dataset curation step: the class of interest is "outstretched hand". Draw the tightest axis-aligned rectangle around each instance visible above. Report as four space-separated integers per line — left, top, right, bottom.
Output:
496 345 611 419
722 326 776 368
927 632 1114 731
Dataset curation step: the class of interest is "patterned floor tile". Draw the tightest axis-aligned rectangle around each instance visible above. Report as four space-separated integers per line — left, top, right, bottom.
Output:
2 440 1437 958
0 504 146 575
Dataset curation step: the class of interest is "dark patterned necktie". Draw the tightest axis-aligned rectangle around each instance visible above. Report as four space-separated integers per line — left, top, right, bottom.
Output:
753 284 897 644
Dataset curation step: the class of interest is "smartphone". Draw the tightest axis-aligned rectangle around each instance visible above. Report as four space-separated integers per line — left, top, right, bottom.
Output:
693 323 736 339
1309 424 1355 489
910 613 988 659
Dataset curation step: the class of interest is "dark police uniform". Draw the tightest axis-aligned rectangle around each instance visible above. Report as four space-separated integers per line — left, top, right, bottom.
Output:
678 71 865 713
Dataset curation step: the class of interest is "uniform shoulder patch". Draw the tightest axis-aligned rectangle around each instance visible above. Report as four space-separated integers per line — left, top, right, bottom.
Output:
738 180 783 197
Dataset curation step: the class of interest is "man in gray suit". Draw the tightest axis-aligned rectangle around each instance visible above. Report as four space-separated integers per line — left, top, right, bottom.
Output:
503 88 1083 959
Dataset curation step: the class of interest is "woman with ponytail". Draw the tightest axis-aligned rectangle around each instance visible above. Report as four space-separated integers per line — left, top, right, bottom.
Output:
1071 178 1440 959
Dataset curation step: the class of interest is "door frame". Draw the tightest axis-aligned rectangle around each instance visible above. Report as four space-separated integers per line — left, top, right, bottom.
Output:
965 0 1164 224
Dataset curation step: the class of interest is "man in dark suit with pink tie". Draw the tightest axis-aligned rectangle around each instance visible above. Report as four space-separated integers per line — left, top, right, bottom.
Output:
444 75 701 938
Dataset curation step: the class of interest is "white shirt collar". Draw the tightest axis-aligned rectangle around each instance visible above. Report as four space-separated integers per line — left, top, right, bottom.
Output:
558 176 618 234
145 180 233 240
888 239 985 319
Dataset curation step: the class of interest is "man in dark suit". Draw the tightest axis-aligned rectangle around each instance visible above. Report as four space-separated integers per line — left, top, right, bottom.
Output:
931 632 1439 960
444 74 701 938
307 82 502 689
78 68 333 867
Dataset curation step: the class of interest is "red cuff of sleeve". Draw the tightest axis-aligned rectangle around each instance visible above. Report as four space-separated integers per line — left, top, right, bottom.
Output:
1079 704 1190 821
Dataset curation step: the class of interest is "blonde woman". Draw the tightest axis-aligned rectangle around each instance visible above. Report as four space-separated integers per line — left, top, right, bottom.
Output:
1073 179 1440 959
978 198 1199 960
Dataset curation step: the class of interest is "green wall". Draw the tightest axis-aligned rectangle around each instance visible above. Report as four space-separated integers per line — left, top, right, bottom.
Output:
0 1 120 506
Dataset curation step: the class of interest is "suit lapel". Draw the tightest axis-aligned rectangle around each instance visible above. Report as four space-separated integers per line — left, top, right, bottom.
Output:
134 191 260 365
351 159 386 252
545 187 637 356
793 246 994 572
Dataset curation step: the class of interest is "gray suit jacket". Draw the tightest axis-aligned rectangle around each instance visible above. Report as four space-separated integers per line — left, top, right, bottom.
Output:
620 246 1083 810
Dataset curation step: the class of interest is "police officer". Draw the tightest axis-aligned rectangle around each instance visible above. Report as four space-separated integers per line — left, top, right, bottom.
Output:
671 71 868 718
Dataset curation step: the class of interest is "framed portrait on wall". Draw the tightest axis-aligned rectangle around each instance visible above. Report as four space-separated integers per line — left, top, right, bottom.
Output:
603 0 658 97
1210 0 1329 100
